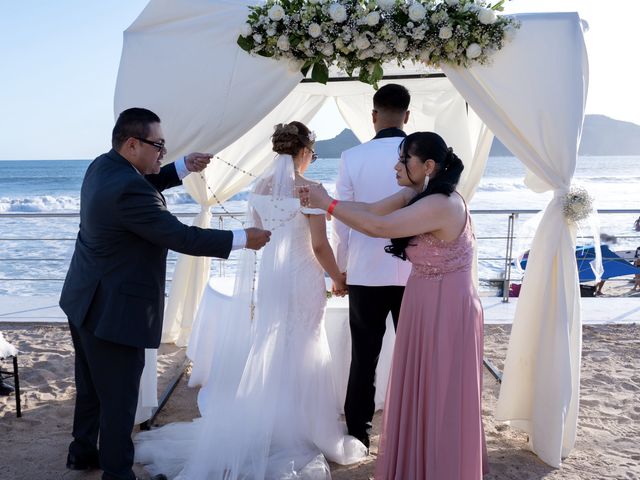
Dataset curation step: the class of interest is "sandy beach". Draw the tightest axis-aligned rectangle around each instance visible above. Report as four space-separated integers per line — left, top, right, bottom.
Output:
1 321 639 480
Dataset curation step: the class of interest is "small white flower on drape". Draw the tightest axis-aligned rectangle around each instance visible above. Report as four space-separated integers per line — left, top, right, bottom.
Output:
562 187 594 223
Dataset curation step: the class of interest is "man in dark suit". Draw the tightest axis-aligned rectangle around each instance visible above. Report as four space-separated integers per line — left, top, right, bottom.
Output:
60 107 271 480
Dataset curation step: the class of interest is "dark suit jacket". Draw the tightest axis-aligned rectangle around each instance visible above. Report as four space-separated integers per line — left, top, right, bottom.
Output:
60 149 233 348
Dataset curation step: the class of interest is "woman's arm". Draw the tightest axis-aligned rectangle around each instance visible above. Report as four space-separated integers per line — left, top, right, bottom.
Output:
347 188 414 216
303 185 461 239
308 213 346 288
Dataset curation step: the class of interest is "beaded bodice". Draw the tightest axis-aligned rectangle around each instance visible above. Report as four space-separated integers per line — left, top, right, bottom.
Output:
405 212 474 280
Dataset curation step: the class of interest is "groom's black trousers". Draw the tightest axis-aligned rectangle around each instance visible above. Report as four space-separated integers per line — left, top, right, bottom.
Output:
344 285 404 442
68 321 145 480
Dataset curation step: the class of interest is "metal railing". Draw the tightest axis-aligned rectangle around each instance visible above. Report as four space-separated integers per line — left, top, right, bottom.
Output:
1 210 639 300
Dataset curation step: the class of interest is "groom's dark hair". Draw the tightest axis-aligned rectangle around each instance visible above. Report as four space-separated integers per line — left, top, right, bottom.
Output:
112 107 161 150
373 84 410 114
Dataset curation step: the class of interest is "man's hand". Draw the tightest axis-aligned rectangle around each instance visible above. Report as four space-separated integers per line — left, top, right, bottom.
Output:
185 153 213 172
332 272 348 297
245 227 271 250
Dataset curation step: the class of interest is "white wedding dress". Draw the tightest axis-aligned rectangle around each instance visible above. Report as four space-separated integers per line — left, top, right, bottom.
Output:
135 155 366 479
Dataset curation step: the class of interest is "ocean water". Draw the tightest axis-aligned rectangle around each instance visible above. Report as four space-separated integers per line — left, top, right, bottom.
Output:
1 156 638 296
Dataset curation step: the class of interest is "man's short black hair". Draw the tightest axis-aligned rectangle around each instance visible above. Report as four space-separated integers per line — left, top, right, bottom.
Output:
112 108 161 150
373 84 411 113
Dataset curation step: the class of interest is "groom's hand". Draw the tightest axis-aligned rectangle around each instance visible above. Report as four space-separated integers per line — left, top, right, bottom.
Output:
185 152 213 172
245 227 271 250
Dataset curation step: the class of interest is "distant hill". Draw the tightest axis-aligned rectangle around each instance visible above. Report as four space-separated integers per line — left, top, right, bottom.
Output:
315 129 360 157
315 115 640 157
488 114 640 156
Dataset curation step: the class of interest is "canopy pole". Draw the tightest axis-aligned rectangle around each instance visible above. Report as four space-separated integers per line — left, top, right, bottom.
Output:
300 72 446 83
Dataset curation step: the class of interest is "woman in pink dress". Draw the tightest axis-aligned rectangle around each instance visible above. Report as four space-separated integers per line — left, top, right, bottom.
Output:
301 131 487 479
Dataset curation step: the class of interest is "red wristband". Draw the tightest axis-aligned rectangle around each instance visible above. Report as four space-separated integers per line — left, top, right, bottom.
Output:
327 199 339 215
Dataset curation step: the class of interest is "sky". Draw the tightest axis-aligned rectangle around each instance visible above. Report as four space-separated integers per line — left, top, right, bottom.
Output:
0 0 637 160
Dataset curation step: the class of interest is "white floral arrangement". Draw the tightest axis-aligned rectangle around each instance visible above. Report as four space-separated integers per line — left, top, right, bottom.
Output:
237 0 519 87
562 187 594 223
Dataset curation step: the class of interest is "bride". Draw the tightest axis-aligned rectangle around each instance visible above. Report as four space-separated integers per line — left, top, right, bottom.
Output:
135 122 367 479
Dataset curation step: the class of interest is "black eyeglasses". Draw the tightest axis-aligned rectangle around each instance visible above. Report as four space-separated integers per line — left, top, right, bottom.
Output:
134 136 166 152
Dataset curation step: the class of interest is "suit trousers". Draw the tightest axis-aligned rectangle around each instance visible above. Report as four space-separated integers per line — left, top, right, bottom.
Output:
68 321 145 480
344 285 405 442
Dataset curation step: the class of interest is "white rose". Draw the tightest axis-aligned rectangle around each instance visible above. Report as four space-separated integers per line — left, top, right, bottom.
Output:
373 41 388 54
438 26 453 39
478 7 497 24
266 26 277 37
419 49 431 62
253 33 263 44
504 24 517 42
321 44 335 56
308 23 322 38
288 58 303 73
309 0 321 3
357 49 374 60
445 0 459 6
366 11 380 26
466 43 482 59
354 36 371 50
268 5 285 21
277 35 290 51
240 23 253 37
408 3 427 22
378 0 396 11
431 10 449 23
328 3 348 23
335 38 345 49
395 37 408 52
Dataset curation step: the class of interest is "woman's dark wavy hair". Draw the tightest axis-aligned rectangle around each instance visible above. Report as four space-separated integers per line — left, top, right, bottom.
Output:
385 132 464 260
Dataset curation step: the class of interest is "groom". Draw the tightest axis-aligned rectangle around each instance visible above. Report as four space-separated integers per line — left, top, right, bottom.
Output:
60 107 271 480
332 84 412 448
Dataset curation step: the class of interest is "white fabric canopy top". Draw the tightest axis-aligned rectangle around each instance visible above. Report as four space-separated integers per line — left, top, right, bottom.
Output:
115 1 589 468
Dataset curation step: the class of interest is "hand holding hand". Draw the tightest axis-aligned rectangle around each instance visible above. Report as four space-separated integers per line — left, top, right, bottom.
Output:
298 184 331 210
332 272 348 297
245 227 271 250
185 152 213 172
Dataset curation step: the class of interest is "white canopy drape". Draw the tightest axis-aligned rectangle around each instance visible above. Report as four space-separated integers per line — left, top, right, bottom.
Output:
443 12 589 466
115 2 589 465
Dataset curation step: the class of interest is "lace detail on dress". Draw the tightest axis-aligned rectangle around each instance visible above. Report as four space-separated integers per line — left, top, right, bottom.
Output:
406 212 474 280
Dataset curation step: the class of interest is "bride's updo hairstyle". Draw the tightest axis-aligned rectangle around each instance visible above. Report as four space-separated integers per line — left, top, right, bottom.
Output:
272 121 314 156
385 132 465 260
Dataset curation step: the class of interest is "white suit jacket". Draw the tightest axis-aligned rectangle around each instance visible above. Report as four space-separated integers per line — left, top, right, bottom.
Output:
332 134 412 287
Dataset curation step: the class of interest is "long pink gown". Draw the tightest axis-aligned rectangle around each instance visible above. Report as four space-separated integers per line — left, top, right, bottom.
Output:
375 207 488 479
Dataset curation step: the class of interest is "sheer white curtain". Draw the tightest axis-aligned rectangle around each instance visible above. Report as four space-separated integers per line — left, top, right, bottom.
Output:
162 91 327 345
443 12 589 467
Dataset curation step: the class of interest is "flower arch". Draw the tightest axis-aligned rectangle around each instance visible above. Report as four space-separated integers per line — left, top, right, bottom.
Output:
238 0 518 86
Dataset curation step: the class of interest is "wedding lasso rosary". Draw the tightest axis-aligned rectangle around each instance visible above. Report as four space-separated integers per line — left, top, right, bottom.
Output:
198 155 303 320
